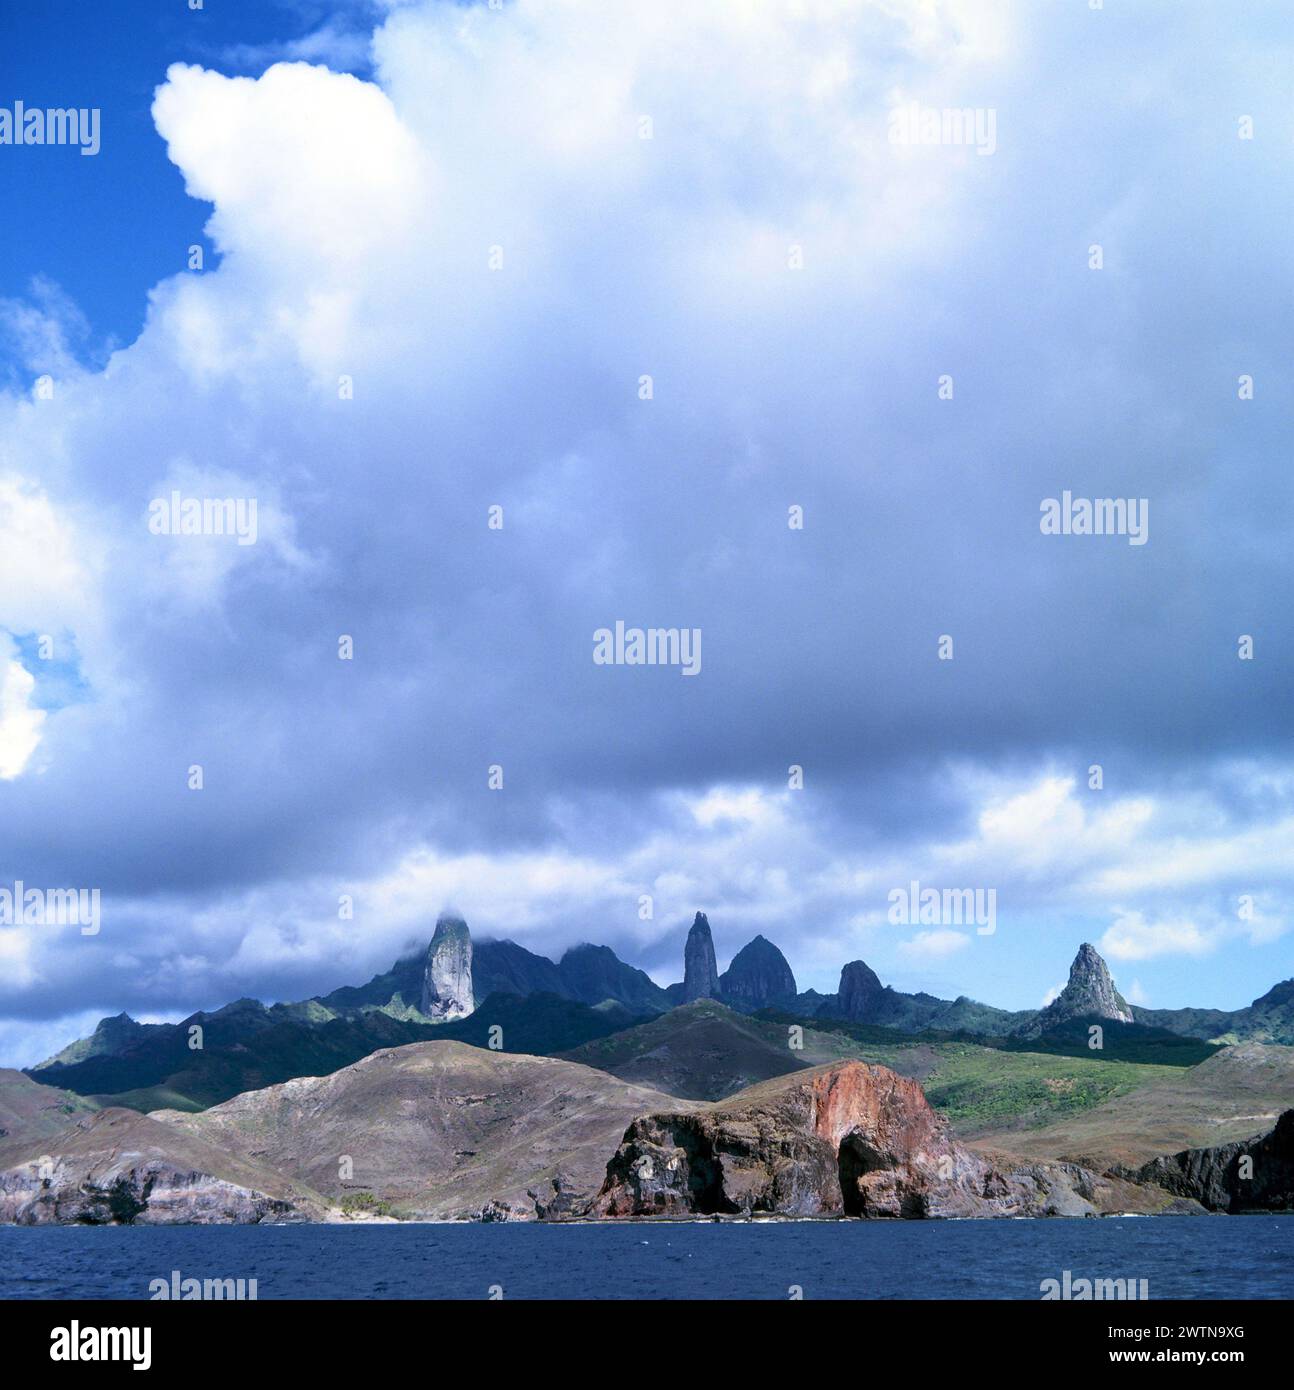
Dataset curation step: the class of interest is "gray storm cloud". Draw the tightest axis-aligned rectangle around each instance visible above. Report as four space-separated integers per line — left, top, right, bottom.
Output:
1 1 1292 1055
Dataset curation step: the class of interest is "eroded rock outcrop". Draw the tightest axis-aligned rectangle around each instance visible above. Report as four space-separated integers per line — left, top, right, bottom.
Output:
591 1060 1098 1219
837 960 885 1021
421 915 474 1020
557 944 669 1013
0 1107 311 1225
682 913 721 1002
1116 1109 1294 1212
719 935 796 1012
1014 943 1133 1039
0 1159 298 1225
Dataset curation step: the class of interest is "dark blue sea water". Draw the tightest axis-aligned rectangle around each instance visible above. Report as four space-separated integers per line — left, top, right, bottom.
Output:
2 1217 1291 1300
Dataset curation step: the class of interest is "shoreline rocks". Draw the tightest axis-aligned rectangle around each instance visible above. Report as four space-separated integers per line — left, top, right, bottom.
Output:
589 1060 1105 1221
1114 1109 1294 1212
0 1108 311 1225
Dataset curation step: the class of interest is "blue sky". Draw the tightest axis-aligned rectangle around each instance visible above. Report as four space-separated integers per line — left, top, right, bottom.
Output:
1 0 1293 1066
0 0 383 368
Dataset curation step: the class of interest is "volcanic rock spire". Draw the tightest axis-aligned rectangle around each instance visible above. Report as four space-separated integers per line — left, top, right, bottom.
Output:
420 915 474 1020
682 912 721 1001
1014 942 1133 1038
837 960 885 1021
719 935 797 1009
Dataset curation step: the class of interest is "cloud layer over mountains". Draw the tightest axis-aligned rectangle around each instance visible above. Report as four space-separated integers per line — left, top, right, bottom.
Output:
2 0 1293 1061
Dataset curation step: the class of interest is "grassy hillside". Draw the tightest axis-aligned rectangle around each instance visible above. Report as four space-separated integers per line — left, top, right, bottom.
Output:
154 1040 692 1220
971 1041 1294 1168
0 1069 98 1164
561 1001 1197 1137
918 1046 1180 1132
558 999 922 1100
35 992 638 1113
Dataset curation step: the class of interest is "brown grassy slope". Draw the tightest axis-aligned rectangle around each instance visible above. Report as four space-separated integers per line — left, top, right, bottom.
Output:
154 1039 692 1219
966 1042 1294 1169
0 1068 97 1164
558 999 935 1100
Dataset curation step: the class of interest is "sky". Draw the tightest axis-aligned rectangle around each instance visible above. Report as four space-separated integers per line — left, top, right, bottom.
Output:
1 0 1293 1068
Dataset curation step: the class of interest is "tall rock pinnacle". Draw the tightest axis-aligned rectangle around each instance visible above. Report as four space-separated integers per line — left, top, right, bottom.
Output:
420 915 474 1020
837 960 885 1021
1014 942 1133 1038
682 912 721 1001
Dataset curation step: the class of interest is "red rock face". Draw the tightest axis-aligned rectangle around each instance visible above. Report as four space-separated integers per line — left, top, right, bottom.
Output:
809 1063 959 1217
590 1060 1099 1221
809 1063 943 1151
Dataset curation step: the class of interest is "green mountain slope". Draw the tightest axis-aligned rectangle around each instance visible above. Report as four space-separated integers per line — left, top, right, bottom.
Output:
32 992 638 1112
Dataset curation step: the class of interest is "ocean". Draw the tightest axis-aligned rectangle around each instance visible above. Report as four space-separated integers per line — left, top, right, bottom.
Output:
2 1215 1291 1300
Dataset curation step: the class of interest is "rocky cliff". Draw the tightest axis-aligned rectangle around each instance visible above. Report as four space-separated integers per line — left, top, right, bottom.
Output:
0 1106 317 1225
719 935 797 1012
421 915 474 1020
590 1060 1100 1219
836 960 885 1021
557 944 669 1013
682 912 721 1002
473 939 570 1000
1117 1109 1294 1212
1013 943 1133 1039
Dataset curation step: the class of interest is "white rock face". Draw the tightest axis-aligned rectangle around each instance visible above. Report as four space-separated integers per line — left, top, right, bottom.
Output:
420 916 474 1020
0 1160 298 1225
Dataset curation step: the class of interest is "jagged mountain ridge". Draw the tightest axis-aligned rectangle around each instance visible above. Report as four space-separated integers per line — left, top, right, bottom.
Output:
1134 979 1294 1046
30 916 1294 1114
27 991 638 1112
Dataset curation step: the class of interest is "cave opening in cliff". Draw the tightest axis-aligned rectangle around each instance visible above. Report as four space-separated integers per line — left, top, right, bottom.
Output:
677 1131 738 1215
837 1132 885 1217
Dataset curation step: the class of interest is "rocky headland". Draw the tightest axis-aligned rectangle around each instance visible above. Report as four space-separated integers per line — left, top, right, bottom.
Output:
590 1060 1108 1220
1114 1109 1294 1213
